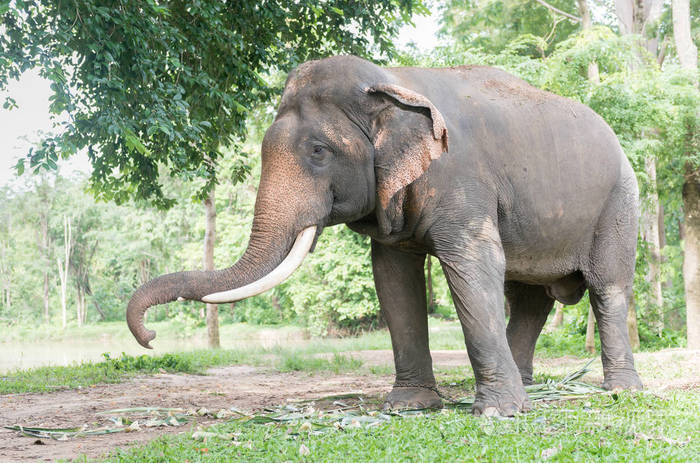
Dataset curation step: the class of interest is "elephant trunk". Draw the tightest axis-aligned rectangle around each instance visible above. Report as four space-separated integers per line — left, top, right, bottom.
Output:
127 190 322 349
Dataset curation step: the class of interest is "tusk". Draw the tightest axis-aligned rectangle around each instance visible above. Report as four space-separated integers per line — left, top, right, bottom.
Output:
201 226 317 304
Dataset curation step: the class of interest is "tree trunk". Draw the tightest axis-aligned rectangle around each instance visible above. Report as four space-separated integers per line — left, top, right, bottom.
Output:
640 156 665 335
627 294 641 350
683 174 700 349
585 306 596 353
426 256 436 314
93 300 106 321
139 259 151 322
672 0 698 77
672 0 700 350
56 215 71 329
40 210 50 324
577 0 599 83
204 190 220 348
550 302 564 330
0 241 9 313
76 285 83 327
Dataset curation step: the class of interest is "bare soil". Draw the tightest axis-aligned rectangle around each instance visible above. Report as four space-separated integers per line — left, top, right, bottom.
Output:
1 349 697 462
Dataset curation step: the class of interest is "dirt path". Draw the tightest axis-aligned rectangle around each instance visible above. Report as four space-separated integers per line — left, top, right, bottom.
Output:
1 349 697 462
0 366 392 462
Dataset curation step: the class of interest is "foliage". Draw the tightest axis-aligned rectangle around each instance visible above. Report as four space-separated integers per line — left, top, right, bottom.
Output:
1 0 421 208
440 0 582 57
279 227 378 336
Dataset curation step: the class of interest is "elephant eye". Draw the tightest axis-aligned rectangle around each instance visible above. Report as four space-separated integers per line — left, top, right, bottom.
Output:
310 145 330 162
308 143 332 167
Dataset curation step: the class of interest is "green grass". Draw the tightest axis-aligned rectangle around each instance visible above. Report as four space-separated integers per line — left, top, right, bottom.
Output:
89 389 698 463
0 346 371 394
0 349 263 394
277 352 364 374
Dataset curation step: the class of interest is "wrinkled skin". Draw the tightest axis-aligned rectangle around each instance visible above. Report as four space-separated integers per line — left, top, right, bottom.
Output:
127 55 642 416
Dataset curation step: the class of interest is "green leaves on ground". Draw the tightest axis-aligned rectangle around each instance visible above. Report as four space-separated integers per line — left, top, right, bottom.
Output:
105 392 699 462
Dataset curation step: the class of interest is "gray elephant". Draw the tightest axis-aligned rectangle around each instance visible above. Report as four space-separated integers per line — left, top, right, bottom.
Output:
127 55 642 416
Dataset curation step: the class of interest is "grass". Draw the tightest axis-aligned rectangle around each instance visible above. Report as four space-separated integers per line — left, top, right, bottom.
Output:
87 388 698 462
0 349 262 394
277 352 364 374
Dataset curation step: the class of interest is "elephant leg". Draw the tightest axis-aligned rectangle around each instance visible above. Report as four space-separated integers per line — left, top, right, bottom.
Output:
588 285 642 390
437 219 529 416
371 240 441 410
585 171 642 391
505 282 555 385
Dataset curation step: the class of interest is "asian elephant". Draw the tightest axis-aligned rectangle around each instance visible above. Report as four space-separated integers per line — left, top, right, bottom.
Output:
127 55 642 416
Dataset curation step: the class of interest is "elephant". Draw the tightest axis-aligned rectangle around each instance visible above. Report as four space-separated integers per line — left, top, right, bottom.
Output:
127 55 642 416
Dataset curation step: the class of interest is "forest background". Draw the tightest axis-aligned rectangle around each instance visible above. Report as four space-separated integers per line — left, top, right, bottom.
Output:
0 0 698 355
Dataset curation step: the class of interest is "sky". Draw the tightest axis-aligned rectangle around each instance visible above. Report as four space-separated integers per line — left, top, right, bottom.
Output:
0 7 442 188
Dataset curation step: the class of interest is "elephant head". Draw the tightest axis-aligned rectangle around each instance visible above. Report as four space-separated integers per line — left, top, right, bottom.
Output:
126 56 448 348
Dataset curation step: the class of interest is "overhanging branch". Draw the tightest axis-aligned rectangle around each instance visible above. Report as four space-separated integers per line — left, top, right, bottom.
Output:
533 0 582 22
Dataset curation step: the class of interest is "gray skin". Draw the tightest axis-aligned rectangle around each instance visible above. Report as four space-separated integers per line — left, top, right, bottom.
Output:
126 55 642 416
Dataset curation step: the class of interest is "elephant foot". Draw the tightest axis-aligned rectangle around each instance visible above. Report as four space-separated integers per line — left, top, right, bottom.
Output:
602 369 643 391
382 385 443 410
518 369 534 386
472 382 531 417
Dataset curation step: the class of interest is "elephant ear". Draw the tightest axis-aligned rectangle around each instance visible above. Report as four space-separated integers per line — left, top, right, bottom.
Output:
365 84 449 235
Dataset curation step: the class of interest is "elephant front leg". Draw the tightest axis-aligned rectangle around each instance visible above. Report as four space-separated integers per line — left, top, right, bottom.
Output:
371 240 442 410
437 227 530 416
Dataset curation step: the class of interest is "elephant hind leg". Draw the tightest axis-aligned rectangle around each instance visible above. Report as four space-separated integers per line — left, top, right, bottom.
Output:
505 282 555 385
583 166 642 390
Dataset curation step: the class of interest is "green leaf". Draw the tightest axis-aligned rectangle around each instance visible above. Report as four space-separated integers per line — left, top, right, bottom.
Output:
123 128 151 156
14 158 25 176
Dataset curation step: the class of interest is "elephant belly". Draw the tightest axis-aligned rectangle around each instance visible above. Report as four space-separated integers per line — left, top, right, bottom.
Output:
501 219 593 289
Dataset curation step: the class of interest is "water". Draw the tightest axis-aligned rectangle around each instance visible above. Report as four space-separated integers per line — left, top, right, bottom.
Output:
0 326 306 373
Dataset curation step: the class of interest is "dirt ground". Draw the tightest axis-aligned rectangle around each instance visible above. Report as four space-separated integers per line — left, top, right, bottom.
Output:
1 349 698 462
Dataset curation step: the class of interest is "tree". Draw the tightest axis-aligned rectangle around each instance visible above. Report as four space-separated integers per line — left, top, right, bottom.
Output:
441 0 581 57
615 0 666 335
56 214 71 328
69 204 101 326
671 0 700 349
32 175 54 324
203 190 219 348
1 0 422 209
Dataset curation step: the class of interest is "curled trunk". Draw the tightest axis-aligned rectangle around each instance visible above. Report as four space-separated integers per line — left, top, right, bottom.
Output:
127 202 316 348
